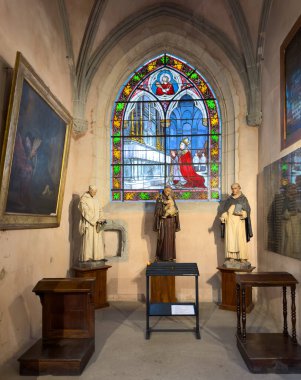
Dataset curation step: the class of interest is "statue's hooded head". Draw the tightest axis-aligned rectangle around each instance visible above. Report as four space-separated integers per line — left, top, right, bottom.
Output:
163 185 173 198
88 185 97 197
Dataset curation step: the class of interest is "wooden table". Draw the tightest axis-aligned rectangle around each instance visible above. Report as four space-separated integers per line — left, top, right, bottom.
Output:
73 264 111 309
235 272 301 373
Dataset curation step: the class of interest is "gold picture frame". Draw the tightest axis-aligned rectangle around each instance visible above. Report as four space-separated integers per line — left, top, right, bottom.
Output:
0 52 72 229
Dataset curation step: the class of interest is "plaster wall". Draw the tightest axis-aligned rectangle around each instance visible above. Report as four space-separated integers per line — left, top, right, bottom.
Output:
258 0 301 340
80 18 258 303
0 0 75 365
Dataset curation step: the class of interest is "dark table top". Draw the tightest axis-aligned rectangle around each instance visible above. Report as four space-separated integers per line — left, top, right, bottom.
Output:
235 272 298 287
33 278 95 293
146 262 199 276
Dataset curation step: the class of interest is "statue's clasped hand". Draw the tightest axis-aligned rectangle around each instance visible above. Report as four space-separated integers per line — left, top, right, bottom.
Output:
96 219 107 233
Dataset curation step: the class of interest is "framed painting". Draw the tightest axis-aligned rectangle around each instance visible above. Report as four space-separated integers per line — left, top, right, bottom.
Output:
0 52 72 229
281 15 301 150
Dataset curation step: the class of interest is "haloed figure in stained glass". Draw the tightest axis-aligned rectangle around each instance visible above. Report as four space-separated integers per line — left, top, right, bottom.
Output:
155 74 175 96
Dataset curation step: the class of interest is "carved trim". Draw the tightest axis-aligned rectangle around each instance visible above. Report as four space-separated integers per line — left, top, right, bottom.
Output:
59 1 274 130
57 0 76 79
85 3 248 99
103 219 127 260
73 117 88 134
76 0 108 96
227 0 273 126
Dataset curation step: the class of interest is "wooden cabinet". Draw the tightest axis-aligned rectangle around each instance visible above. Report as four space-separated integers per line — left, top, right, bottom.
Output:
72 264 111 309
18 278 95 376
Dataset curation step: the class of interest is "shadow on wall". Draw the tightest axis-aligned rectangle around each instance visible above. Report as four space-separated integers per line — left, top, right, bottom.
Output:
8 285 42 365
68 193 81 273
131 202 157 301
206 196 228 303
207 273 221 304
208 196 227 267
141 202 157 263
132 267 147 303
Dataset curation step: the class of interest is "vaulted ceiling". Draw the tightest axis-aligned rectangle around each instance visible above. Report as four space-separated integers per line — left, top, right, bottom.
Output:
58 0 273 132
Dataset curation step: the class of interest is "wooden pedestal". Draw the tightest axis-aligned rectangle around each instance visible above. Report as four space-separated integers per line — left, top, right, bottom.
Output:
18 278 95 376
217 266 255 313
151 276 176 303
73 264 111 309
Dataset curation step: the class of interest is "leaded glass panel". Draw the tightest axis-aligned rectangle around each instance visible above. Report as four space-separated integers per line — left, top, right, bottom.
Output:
111 53 221 201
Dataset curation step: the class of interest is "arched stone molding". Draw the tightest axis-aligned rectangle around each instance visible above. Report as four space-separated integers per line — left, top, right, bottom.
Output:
59 1 272 133
86 3 248 108
58 0 108 133
227 0 273 126
85 23 248 202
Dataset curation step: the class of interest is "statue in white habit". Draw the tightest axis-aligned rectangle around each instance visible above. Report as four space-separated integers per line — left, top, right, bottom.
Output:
220 183 253 268
78 185 106 262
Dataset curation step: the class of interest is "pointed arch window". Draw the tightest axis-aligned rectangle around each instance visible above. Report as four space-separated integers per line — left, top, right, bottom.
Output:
111 53 221 201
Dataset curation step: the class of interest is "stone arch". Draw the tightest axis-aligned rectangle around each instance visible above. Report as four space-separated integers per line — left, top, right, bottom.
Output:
86 25 246 200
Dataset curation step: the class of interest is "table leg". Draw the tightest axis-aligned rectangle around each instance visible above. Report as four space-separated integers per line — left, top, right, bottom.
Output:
195 276 200 339
241 286 247 342
236 283 241 337
146 276 150 339
282 286 288 336
291 285 297 344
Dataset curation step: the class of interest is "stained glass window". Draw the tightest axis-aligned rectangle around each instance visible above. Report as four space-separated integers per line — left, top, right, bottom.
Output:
111 53 221 201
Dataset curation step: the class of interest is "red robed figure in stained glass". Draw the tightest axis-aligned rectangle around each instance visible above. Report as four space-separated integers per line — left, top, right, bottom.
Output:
177 138 206 188
155 75 175 96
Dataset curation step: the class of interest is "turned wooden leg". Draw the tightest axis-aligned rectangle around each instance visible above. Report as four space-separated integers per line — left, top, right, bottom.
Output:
291 285 297 344
236 283 241 337
241 286 247 342
283 286 288 336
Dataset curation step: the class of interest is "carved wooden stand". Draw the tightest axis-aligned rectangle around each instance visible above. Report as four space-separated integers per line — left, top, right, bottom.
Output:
18 278 95 376
235 272 301 373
